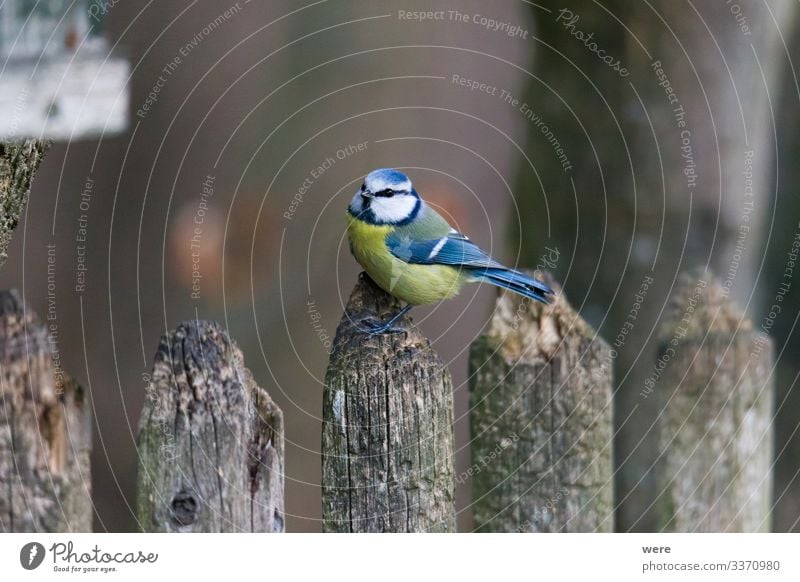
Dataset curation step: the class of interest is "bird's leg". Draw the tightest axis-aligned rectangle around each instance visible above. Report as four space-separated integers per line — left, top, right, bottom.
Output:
359 304 412 335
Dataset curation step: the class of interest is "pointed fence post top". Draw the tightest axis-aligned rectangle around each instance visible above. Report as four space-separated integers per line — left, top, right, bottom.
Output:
482 271 605 362
136 320 285 532
146 320 260 417
659 270 751 340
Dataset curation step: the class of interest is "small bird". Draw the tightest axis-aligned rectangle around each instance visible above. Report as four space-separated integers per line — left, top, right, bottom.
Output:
347 168 553 333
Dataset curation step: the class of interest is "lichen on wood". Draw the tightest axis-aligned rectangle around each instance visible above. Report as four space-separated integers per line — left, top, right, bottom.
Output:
0 290 92 532
655 272 773 532
322 273 456 532
469 273 614 532
136 320 284 532
0 140 50 268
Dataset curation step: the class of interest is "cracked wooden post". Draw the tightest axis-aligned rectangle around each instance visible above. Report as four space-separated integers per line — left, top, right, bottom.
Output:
0 290 92 532
655 273 773 532
469 273 613 532
136 321 284 532
322 273 456 532
0 140 50 268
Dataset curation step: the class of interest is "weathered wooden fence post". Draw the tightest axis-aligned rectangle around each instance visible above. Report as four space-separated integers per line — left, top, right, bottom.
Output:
655 273 773 532
322 273 456 532
136 320 284 532
0 290 92 532
469 274 614 532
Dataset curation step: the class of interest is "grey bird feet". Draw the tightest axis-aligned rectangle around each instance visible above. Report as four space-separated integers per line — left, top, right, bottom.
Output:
357 305 412 335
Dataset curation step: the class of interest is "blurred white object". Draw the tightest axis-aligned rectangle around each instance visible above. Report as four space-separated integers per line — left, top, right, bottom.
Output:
0 0 129 140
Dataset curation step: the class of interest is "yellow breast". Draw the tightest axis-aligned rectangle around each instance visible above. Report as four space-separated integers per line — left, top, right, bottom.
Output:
346 215 464 305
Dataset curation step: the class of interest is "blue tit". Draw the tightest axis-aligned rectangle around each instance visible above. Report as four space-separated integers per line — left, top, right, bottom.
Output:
347 168 553 333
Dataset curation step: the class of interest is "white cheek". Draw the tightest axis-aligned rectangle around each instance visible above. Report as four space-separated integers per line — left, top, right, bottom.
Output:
370 196 417 223
349 191 364 213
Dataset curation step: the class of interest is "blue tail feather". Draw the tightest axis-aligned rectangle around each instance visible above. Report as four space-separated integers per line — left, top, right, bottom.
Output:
476 268 554 304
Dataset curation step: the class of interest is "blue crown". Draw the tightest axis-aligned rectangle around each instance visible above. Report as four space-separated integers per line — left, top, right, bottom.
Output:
367 168 408 184
365 168 412 192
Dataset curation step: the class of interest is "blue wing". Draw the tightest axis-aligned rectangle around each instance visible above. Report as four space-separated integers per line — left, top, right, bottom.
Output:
387 230 503 269
387 231 553 303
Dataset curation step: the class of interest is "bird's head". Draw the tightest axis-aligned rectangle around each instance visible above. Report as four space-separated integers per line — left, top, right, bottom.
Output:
348 168 421 226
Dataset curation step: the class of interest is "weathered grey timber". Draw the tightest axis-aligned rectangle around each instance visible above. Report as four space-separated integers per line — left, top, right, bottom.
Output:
322 273 456 532
0 290 92 532
655 273 773 532
469 274 613 532
136 320 284 532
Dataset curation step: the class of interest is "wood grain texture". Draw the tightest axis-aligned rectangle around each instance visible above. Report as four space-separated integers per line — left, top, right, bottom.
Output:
136 320 284 532
0 290 92 532
469 274 614 532
0 140 49 268
656 273 773 532
322 273 456 532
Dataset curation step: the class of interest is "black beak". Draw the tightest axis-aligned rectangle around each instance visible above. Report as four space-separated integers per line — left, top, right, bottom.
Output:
361 191 374 200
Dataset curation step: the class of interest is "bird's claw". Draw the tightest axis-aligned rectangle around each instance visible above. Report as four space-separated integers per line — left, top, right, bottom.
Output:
357 318 407 336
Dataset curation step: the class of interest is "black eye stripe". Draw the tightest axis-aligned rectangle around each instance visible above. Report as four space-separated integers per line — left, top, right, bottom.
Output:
375 188 395 197
360 183 366 191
